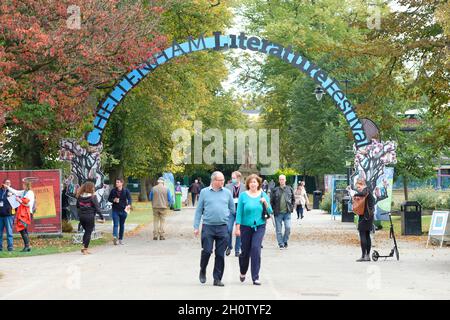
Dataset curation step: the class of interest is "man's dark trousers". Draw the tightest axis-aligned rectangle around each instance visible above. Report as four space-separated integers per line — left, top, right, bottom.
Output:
200 224 229 281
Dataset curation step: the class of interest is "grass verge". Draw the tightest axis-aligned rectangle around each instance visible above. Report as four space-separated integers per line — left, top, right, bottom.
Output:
1 201 153 259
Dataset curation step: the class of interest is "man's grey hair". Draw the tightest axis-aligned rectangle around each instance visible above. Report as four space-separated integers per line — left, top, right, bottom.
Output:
279 174 286 179
211 171 224 182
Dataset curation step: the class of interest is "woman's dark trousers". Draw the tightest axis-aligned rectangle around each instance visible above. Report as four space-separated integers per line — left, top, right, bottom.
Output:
296 205 304 219
19 229 30 248
79 213 95 248
359 230 371 257
239 224 266 282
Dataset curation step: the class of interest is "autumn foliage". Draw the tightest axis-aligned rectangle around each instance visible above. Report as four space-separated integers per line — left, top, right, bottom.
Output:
0 0 168 129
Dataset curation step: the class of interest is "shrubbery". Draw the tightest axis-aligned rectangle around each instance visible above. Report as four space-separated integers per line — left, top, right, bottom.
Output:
409 188 449 210
62 220 74 233
320 192 332 213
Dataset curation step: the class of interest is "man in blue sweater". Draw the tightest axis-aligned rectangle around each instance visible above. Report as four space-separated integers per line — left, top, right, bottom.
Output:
193 171 234 287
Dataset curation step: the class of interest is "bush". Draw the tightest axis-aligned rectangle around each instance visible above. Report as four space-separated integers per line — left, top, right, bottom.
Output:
320 192 332 213
62 220 74 233
410 188 447 210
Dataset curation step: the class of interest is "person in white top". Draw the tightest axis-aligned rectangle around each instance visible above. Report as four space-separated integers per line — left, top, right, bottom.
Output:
294 181 309 220
8 182 35 215
6 180 35 251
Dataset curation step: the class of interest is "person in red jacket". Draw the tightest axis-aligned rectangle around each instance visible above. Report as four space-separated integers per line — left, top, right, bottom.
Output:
8 181 34 252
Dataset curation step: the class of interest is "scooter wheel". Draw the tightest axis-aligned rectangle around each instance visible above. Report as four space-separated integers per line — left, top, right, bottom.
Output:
372 251 379 262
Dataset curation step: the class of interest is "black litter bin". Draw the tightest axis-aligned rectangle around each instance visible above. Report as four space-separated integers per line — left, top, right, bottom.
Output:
341 196 354 222
313 190 322 209
400 201 422 235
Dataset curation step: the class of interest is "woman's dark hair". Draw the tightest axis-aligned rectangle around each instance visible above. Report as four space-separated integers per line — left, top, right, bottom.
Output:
115 178 124 183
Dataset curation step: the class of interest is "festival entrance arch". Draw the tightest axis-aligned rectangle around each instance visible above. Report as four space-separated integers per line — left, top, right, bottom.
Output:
60 32 396 199
86 32 370 149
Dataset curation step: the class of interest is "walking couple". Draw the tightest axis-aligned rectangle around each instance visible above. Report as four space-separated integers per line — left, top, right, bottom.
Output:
193 171 273 286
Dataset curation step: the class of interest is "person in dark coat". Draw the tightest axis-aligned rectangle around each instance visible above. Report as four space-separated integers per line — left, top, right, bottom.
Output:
189 179 201 207
353 179 375 262
76 182 105 254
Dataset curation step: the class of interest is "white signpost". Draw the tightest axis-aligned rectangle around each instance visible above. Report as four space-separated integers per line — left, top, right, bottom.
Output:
426 211 450 248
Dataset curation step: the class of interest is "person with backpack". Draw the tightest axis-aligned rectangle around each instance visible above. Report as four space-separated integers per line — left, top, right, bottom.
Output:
7 180 35 252
76 182 105 254
350 179 375 262
235 174 272 285
108 178 132 245
270 175 295 250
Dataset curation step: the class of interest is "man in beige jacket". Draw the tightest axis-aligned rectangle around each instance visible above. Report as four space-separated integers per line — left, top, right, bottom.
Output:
149 177 174 240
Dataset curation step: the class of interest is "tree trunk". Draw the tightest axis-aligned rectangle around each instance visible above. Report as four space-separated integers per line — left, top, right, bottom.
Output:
109 165 124 186
138 176 149 202
314 175 319 191
403 176 408 201
21 132 44 169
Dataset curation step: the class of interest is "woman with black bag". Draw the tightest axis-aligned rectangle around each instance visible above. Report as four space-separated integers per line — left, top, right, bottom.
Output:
76 182 105 255
351 179 375 262
235 174 273 285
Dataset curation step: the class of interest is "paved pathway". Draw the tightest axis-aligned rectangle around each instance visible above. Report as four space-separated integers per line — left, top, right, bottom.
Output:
1 208 449 299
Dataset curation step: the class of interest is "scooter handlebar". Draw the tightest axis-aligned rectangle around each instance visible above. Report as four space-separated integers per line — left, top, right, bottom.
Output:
380 210 401 216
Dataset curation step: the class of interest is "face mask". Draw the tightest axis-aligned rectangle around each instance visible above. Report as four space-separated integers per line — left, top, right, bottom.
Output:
232 179 237 184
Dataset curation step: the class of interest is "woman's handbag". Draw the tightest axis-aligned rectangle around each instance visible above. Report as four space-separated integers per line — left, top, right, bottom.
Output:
352 194 368 216
261 194 270 220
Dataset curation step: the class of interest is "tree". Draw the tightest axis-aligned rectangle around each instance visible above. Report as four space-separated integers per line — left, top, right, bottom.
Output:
102 0 246 200
0 0 169 168
238 0 449 194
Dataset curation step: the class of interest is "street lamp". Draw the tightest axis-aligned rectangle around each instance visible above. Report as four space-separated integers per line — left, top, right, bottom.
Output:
314 86 324 101
345 145 354 186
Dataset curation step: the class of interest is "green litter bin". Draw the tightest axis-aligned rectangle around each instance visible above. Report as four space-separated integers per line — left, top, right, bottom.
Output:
174 192 182 211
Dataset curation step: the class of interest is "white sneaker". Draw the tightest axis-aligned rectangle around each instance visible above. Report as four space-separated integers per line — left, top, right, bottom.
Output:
119 240 124 245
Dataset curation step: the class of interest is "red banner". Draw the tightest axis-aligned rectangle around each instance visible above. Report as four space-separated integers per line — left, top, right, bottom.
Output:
0 170 62 234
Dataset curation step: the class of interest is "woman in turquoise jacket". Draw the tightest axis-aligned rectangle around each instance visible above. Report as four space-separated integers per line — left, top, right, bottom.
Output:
235 174 273 285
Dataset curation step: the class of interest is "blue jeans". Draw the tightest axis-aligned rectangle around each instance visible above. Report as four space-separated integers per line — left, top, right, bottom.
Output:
227 212 241 253
0 215 14 250
239 224 266 281
200 224 228 281
275 213 291 246
112 210 128 240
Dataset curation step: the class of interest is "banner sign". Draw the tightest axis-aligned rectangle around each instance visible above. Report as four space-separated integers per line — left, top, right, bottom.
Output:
0 170 62 234
331 176 347 218
373 167 394 221
426 211 450 248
